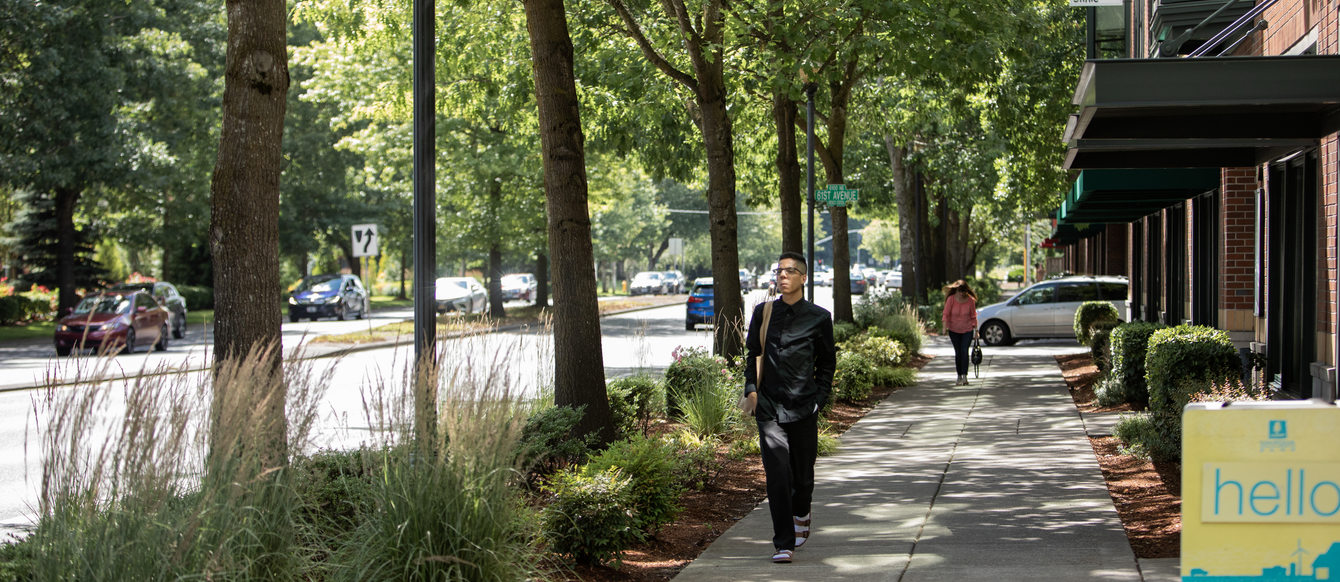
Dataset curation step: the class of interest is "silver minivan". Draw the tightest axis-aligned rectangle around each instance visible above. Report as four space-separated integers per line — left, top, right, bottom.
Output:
976 276 1129 346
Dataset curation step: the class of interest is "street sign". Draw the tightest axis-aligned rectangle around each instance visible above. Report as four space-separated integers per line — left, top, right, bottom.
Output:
815 184 859 207
352 224 379 257
668 237 684 256
1068 0 1122 5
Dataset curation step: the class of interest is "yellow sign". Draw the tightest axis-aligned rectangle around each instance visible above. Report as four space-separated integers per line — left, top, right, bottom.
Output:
1183 401 1340 580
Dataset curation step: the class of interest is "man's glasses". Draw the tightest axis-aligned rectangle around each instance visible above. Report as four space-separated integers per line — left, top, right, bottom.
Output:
773 267 803 277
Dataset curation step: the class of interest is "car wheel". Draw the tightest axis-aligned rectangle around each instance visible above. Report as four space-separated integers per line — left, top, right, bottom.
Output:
173 313 186 339
980 320 1013 347
355 301 366 320
121 329 136 355
56 345 71 357
336 304 347 321
685 321 695 331
290 312 300 323
155 325 169 351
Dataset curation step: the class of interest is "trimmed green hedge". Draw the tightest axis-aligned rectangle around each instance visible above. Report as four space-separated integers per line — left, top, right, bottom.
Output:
1074 301 1119 347
1109 322 1166 408
1145 325 1242 416
0 295 51 325
1089 320 1121 373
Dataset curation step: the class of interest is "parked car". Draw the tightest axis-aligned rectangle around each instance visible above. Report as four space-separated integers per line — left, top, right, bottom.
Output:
849 272 868 295
881 270 903 289
661 270 685 294
814 268 834 286
109 281 188 339
54 290 170 356
435 277 488 314
500 273 537 302
738 269 753 292
629 271 667 296
685 277 715 330
288 274 370 322
756 270 776 293
976 275 1130 346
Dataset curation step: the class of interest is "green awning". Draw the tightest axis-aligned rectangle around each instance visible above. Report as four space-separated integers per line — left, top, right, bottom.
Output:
1056 168 1219 225
1064 55 1340 170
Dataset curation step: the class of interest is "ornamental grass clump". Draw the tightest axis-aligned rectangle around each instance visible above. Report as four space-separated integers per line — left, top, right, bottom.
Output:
24 342 329 581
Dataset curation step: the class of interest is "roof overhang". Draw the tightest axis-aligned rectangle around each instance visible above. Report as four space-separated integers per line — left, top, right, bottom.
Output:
1056 168 1220 226
1064 56 1340 170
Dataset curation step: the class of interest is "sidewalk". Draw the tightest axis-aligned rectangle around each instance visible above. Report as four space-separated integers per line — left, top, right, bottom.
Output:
674 337 1176 581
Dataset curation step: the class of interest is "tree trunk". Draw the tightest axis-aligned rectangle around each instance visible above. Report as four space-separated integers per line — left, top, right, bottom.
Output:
54 186 80 313
337 237 359 278
885 136 917 299
774 93 802 254
208 0 288 469
648 238 668 271
398 246 408 300
535 251 549 306
818 66 856 323
701 89 744 356
523 0 613 444
488 242 505 317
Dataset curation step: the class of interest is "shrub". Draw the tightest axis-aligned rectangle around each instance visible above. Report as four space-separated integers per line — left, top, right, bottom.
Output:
867 306 924 355
1006 266 1025 283
664 429 722 490
964 275 1002 307
0 296 24 325
177 285 213 311
833 321 862 344
1089 320 1120 373
1074 301 1120 346
1094 375 1129 407
664 347 723 415
1145 325 1242 417
519 405 595 477
291 449 377 541
841 334 908 368
1109 322 1167 408
540 468 638 566
853 289 908 330
871 366 917 388
833 351 875 403
607 375 664 438
1112 413 1180 461
582 435 685 533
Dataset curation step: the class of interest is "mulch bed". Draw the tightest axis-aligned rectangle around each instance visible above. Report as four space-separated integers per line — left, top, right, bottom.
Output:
1054 352 1181 559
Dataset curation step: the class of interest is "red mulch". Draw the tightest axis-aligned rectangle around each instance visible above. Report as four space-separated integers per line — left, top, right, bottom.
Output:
1055 352 1181 559
557 353 932 581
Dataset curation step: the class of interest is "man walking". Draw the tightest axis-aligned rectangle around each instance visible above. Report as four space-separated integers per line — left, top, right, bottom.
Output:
741 251 837 563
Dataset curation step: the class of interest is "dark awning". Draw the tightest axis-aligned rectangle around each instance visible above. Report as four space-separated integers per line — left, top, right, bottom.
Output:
1064 56 1340 169
1056 168 1219 225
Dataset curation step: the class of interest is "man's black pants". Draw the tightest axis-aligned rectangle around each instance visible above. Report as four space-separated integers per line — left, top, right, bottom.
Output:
757 412 818 551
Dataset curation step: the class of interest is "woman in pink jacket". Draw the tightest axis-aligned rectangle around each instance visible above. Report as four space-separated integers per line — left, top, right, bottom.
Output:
941 280 978 386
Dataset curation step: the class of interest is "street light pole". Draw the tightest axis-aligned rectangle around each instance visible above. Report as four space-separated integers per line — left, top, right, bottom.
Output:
806 84 816 302
412 0 437 451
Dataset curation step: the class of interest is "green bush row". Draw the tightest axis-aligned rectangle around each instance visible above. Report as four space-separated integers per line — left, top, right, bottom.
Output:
177 285 213 311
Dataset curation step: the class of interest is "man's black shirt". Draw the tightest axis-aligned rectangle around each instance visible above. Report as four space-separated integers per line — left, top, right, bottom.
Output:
743 297 836 423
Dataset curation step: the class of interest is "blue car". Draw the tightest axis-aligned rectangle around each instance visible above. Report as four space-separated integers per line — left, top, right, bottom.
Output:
685 277 714 330
288 274 370 322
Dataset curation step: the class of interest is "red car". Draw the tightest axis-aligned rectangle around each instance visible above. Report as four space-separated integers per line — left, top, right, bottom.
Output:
54 290 171 356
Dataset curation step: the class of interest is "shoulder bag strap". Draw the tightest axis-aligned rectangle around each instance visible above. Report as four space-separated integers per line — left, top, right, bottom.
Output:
755 296 775 387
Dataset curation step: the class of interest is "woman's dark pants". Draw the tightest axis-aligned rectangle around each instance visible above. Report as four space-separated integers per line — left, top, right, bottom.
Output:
948 330 973 376
757 413 818 551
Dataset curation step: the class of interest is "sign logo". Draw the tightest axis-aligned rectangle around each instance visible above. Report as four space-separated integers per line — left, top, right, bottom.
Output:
1270 420 1288 440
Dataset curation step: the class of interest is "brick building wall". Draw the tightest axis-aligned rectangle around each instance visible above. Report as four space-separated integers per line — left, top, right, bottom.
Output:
1221 168 1256 346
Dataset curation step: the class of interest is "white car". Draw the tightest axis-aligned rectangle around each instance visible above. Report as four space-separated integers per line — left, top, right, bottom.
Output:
435 277 488 314
976 276 1129 346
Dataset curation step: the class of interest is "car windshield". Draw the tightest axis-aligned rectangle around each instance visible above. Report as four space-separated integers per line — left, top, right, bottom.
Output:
502 275 528 285
296 276 340 293
73 295 131 315
439 278 470 290
633 272 661 282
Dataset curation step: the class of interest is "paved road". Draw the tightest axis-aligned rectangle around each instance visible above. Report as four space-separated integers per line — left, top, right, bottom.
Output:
0 288 830 535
